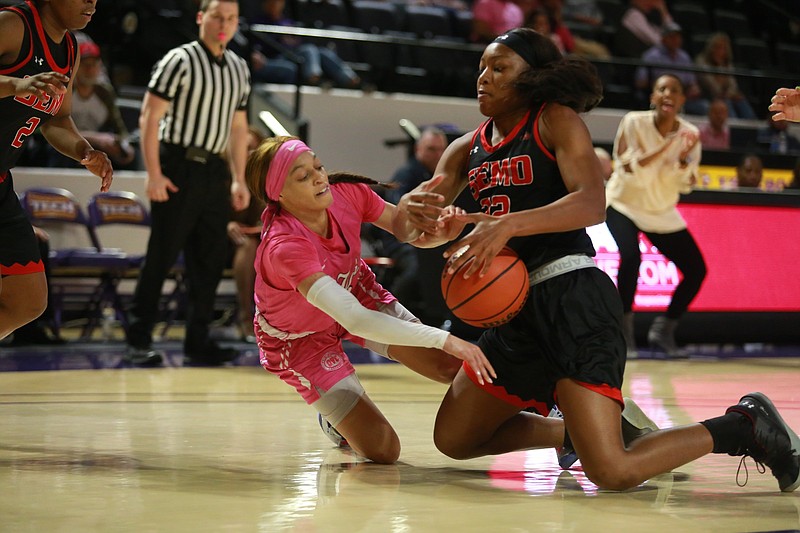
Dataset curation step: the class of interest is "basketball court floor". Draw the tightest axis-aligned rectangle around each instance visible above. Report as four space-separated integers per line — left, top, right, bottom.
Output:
1 337 800 532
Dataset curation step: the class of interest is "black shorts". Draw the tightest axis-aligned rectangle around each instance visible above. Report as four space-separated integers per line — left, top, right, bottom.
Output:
471 266 626 415
0 172 43 276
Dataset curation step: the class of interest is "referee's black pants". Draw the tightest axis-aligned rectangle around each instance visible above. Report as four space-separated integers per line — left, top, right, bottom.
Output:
605 206 707 319
127 145 232 351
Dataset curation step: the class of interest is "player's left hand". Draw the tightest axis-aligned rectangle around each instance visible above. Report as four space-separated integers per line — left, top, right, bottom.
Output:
81 149 113 191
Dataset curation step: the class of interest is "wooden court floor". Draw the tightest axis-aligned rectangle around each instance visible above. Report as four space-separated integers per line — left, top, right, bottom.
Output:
2 357 800 532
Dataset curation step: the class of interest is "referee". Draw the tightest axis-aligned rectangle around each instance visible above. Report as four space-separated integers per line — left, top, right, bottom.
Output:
126 0 251 366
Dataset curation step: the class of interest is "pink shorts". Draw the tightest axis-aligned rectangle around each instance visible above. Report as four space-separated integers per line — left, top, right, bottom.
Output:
258 321 364 404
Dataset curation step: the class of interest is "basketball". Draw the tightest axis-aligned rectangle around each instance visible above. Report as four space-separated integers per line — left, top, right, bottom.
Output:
441 247 529 328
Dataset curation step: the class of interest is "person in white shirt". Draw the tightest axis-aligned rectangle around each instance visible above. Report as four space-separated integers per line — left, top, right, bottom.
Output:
605 74 706 359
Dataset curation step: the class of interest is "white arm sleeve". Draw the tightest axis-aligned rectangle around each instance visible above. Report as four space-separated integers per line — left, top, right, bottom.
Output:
305 276 449 350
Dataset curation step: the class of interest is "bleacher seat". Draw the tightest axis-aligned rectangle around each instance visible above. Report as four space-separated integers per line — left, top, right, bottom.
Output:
712 8 753 38
296 0 350 29
734 37 773 70
672 3 711 40
774 43 800 73
404 5 455 39
595 0 626 28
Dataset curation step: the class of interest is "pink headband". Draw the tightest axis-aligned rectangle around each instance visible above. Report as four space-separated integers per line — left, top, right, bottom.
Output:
265 140 312 201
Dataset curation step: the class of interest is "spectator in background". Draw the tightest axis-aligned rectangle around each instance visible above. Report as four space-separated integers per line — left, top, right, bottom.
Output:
735 153 763 189
616 0 675 58
470 0 525 43
605 74 705 359
758 111 800 154
634 22 708 116
699 98 731 150
248 0 360 88
694 33 757 120
227 127 266 343
538 0 611 59
47 41 136 169
372 127 449 324
527 9 566 54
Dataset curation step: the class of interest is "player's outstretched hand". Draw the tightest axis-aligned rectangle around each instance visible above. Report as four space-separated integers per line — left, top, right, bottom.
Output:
442 334 496 385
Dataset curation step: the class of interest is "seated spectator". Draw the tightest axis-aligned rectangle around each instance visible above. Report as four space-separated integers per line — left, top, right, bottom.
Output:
634 22 709 115
471 0 525 43
527 8 566 55
699 98 731 150
248 0 360 88
47 41 136 169
757 112 800 154
735 153 764 189
694 33 757 120
538 0 611 59
227 127 267 342
373 126 449 322
616 0 675 58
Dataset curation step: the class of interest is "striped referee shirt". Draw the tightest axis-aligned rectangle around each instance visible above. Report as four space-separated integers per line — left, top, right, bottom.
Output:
147 40 251 155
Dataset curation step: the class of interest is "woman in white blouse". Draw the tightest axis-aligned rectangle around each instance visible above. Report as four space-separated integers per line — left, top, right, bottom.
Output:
605 74 707 359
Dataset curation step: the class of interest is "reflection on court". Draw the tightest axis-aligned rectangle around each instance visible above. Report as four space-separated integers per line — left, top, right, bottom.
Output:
1 360 799 532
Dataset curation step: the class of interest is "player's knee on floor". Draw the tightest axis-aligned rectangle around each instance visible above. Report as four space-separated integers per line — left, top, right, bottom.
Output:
580 461 641 491
314 374 365 427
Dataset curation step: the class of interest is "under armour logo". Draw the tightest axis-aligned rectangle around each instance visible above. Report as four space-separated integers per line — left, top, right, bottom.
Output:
497 35 509 41
470 146 479 154
34 57 44 66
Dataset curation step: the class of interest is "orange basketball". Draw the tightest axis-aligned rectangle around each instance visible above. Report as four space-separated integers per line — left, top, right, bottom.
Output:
441 247 529 328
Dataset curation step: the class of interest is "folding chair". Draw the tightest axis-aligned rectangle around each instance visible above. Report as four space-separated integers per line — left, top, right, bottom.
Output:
85 191 154 337
20 187 130 338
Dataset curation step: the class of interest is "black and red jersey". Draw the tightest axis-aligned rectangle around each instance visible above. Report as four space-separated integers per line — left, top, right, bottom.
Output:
466 104 595 270
0 0 76 172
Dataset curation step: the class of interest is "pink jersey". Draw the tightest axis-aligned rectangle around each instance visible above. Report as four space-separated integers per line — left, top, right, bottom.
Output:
254 182 397 402
254 182 394 335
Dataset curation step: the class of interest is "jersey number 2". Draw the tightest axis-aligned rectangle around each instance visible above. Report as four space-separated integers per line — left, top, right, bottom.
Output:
12 117 41 149
480 195 510 216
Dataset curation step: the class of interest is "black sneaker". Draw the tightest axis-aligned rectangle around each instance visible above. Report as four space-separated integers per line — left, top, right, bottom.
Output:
184 341 238 366
553 397 659 470
726 392 800 492
125 345 164 367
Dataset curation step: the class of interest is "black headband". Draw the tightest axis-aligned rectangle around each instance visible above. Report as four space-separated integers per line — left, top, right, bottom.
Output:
492 30 537 67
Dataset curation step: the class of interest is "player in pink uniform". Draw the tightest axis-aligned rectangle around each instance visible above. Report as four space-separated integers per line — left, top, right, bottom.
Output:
245 136 496 464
